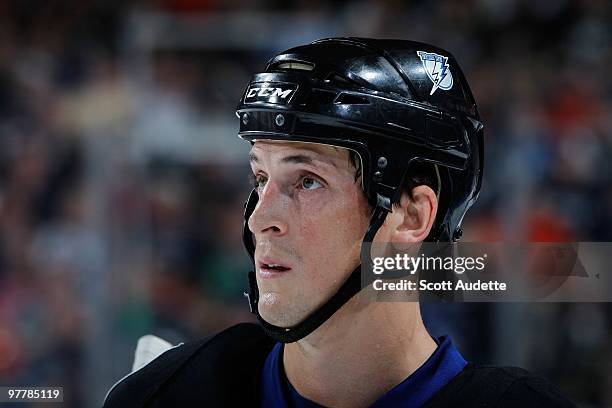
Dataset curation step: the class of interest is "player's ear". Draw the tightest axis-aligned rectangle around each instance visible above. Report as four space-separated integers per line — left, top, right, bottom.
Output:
387 185 438 243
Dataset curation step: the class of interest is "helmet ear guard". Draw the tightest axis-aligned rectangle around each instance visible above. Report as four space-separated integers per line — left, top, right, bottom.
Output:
238 37 483 342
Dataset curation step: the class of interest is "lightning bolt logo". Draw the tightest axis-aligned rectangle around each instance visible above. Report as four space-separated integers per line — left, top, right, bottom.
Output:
431 69 440 83
417 51 454 95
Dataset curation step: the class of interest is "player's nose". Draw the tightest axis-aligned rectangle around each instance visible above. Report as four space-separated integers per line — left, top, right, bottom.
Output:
248 181 289 237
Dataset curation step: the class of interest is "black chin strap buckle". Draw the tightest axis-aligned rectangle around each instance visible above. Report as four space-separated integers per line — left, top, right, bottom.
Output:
376 193 392 212
364 193 392 243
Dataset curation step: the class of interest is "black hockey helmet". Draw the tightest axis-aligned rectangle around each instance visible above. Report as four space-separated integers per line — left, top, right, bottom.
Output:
237 37 483 342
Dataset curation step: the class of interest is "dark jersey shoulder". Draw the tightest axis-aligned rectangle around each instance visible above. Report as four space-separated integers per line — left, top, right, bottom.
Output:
103 322 274 408
103 323 575 408
424 363 576 407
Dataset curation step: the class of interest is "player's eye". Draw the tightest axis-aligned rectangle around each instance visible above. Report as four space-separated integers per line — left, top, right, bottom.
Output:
251 174 268 190
301 176 322 190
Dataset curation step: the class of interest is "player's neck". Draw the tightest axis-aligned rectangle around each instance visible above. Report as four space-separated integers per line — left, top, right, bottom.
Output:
283 298 436 408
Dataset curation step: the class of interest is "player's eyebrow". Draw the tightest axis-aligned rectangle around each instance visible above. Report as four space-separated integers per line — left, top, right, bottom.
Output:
280 154 314 165
249 150 340 168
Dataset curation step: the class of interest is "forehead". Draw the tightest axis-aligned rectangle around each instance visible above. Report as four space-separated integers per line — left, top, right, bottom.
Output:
248 140 350 166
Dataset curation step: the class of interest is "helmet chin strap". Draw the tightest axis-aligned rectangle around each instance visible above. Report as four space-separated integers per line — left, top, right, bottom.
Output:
242 189 391 343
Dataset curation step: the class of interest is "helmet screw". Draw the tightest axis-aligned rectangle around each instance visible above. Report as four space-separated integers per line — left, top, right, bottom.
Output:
242 113 249 125
373 171 383 181
377 156 388 168
275 114 285 127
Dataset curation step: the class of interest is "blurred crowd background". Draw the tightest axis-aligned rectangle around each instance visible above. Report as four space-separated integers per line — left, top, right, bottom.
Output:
0 0 610 406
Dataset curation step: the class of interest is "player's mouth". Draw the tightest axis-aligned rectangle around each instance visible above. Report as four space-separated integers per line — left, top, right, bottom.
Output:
258 258 292 278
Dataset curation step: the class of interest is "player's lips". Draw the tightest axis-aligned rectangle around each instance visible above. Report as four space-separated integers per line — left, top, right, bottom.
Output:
257 257 292 278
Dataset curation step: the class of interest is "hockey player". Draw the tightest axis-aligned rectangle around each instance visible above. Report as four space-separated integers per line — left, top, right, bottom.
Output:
104 38 574 407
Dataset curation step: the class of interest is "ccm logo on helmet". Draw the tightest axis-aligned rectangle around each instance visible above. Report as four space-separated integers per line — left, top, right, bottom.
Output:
244 82 297 105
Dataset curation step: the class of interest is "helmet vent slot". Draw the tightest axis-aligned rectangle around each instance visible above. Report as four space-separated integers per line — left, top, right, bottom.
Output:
273 61 314 71
334 93 370 105
309 89 336 104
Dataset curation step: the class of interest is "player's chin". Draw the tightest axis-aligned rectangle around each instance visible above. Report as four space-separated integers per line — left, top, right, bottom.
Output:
258 292 308 328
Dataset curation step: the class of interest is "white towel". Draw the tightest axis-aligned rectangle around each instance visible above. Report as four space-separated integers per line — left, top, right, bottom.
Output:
131 334 174 372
